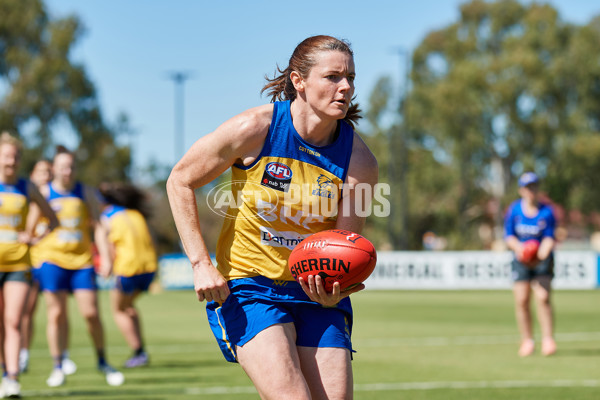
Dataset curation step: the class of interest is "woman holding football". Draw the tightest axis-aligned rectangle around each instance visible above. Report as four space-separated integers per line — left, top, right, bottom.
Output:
504 172 557 357
168 35 378 399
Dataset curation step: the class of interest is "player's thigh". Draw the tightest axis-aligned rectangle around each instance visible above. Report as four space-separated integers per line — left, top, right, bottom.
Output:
72 289 100 319
298 346 353 400
531 275 552 302
512 280 531 306
43 290 68 317
110 289 135 311
236 322 311 400
2 279 29 323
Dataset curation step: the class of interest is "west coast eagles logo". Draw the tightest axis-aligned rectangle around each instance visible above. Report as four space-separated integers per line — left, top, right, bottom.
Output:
312 174 335 199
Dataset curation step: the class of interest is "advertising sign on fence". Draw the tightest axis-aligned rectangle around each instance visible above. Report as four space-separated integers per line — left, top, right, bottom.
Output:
363 251 598 290
159 251 599 290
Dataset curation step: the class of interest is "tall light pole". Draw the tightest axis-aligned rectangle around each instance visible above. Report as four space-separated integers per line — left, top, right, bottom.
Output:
167 71 193 163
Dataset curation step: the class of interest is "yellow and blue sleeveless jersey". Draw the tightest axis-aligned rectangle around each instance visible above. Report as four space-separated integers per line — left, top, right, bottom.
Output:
216 100 354 281
29 216 49 268
35 182 92 270
101 205 157 277
0 178 30 271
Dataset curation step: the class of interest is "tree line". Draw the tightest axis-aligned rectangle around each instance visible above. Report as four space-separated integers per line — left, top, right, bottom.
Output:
362 0 600 250
2 0 599 253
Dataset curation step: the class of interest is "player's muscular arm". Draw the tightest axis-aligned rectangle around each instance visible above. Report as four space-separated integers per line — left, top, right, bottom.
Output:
167 104 273 302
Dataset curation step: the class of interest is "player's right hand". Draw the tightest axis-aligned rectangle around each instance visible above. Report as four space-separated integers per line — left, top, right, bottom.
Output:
192 261 230 303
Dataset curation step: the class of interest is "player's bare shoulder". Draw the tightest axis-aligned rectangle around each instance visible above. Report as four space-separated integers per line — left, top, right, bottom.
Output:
348 131 378 185
223 103 274 165
37 182 51 198
227 103 274 143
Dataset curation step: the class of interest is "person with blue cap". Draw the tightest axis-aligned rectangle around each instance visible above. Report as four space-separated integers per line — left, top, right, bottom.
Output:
504 172 557 357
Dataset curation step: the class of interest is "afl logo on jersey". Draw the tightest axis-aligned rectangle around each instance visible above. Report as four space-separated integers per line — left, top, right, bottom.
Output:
262 162 292 192
266 162 292 180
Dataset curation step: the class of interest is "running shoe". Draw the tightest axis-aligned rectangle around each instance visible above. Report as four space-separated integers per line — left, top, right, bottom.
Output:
18 349 28 373
46 368 66 387
541 337 557 356
124 352 149 368
2 377 21 398
61 358 77 375
98 363 125 386
518 339 535 357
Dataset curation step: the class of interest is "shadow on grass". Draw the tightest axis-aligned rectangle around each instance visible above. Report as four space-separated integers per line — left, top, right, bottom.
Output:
551 348 600 357
157 360 223 368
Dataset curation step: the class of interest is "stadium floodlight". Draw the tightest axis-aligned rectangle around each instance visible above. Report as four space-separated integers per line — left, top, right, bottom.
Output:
166 71 194 163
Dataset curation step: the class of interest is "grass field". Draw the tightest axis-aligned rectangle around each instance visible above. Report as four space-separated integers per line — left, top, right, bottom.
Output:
18 288 600 399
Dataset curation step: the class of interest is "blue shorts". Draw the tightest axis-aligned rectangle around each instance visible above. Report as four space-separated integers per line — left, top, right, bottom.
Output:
206 276 353 363
39 262 97 292
31 267 42 286
512 254 554 282
115 272 155 295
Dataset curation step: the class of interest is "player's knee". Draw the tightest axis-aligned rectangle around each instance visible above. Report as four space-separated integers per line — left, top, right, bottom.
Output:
536 293 551 305
47 308 66 322
81 310 101 322
514 295 530 308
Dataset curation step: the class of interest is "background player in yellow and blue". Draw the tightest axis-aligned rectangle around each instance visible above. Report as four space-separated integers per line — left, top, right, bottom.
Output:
0 132 59 398
168 35 378 400
33 146 125 387
19 159 77 377
504 172 557 357
98 182 157 368
19 159 52 375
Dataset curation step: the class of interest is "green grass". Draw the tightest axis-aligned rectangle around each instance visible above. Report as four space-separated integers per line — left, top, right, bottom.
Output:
19 289 600 399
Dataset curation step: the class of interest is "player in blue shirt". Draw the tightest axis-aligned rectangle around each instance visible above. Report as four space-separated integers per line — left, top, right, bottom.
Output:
504 172 557 357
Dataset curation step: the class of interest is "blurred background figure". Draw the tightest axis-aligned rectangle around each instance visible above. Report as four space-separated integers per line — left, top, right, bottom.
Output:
34 146 124 387
422 231 447 251
19 159 79 377
504 172 557 357
99 182 157 368
0 133 58 398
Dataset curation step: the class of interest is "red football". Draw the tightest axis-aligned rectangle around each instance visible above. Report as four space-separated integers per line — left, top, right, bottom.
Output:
520 239 540 264
288 229 377 292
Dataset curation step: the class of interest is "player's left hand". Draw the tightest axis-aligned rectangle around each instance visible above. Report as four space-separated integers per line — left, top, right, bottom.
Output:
17 231 32 245
299 274 365 307
98 259 113 278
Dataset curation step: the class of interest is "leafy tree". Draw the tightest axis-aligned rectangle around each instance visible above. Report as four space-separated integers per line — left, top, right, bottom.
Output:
404 0 600 248
362 77 460 250
0 0 130 184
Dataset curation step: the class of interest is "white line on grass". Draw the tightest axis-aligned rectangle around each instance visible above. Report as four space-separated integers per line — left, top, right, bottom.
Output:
21 379 600 397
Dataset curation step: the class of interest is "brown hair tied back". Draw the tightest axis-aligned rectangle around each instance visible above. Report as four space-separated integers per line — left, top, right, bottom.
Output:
261 35 362 128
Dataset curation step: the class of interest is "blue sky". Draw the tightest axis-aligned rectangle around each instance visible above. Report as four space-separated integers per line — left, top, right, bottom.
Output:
43 0 599 177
